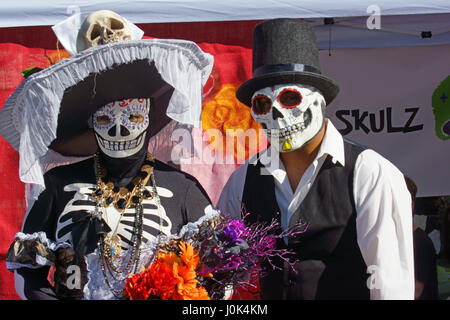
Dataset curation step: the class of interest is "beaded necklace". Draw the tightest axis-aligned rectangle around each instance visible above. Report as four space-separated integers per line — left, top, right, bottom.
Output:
92 152 161 298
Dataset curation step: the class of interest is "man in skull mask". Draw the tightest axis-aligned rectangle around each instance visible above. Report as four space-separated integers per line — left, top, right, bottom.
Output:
218 19 414 299
2 39 214 300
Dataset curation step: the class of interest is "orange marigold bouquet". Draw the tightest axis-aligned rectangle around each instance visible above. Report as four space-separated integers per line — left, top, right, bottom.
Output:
124 241 210 300
121 209 306 300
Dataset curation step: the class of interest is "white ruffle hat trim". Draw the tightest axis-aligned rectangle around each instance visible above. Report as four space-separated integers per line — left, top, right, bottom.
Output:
0 39 213 195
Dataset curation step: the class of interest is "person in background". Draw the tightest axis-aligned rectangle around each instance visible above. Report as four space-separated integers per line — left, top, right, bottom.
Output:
436 196 450 299
405 176 439 300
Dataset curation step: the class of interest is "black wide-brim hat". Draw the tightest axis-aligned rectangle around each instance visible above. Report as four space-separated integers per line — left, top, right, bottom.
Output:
0 39 213 188
236 18 339 107
52 59 175 156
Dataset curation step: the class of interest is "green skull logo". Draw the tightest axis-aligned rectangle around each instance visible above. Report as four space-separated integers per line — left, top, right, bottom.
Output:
432 76 450 140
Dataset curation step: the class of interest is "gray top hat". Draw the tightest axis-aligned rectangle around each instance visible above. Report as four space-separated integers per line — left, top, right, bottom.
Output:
236 18 339 107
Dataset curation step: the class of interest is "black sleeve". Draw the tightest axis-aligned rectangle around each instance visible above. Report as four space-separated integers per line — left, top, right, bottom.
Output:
182 178 212 224
16 268 57 300
22 178 57 236
17 174 58 300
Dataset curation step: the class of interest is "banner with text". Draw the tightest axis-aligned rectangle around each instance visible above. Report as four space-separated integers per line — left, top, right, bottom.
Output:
321 44 449 197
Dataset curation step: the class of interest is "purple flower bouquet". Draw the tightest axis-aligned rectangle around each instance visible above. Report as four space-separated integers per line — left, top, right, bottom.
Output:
187 211 307 299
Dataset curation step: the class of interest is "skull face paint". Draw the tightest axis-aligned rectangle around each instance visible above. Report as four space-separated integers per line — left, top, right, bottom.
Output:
93 99 150 158
251 84 326 152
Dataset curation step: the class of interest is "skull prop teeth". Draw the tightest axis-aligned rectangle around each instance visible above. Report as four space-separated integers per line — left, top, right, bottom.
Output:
251 84 326 152
76 10 133 52
93 99 150 158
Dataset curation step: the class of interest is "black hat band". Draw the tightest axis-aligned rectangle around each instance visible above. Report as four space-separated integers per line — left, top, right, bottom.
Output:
253 63 321 77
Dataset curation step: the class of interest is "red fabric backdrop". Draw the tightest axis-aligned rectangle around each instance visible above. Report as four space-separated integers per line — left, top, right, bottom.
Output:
0 43 57 300
0 20 261 300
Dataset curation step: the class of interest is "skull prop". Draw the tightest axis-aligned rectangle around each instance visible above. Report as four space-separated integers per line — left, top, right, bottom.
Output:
93 99 150 158
76 10 132 52
251 84 326 152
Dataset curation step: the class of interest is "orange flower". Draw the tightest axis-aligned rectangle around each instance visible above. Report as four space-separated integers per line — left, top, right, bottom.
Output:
126 241 210 300
158 250 180 267
201 84 267 162
172 242 210 300
173 263 197 299
179 241 199 266
124 262 178 300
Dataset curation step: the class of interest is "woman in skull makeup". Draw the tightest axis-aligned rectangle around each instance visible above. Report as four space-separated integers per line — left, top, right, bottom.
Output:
1 39 214 300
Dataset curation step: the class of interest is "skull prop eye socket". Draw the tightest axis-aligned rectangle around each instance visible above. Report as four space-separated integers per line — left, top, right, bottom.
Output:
89 24 102 41
251 95 272 115
110 18 125 31
277 89 302 109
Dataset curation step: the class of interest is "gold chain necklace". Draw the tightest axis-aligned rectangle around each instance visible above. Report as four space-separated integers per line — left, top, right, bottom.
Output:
93 152 162 298
92 153 155 213
92 152 154 262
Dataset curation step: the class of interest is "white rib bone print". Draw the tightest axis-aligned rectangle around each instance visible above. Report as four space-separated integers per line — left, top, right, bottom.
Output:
56 183 173 249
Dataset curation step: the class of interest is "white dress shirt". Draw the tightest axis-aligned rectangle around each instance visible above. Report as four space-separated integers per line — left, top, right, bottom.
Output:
217 119 414 300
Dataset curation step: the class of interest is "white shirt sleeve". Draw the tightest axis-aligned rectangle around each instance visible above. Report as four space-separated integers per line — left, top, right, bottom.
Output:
354 149 415 300
216 162 248 219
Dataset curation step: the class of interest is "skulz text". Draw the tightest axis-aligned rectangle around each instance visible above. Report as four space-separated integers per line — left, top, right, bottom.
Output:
335 107 423 135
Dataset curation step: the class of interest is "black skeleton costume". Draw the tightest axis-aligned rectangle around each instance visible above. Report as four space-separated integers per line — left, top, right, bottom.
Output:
1 38 214 300
16 103 211 299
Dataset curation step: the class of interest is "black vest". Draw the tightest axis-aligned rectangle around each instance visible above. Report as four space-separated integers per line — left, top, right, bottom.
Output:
242 139 370 300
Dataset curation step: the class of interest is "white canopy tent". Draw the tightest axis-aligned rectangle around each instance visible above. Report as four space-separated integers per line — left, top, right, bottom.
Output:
0 1 450 26
1 1 450 49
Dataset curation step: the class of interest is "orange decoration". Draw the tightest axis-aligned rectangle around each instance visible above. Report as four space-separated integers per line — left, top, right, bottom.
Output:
124 241 210 300
45 48 71 67
201 84 267 163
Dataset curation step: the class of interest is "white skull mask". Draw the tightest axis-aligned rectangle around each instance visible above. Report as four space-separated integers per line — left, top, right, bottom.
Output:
251 84 326 152
76 10 132 52
93 99 150 158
